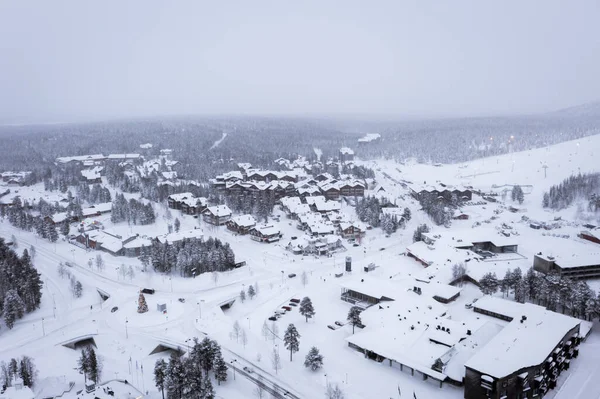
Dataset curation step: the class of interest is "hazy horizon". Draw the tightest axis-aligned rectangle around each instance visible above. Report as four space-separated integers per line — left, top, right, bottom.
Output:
1 1 599 124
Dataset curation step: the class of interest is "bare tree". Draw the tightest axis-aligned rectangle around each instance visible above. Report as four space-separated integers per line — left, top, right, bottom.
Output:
212 272 219 286
241 328 248 348
301 270 308 287
271 347 281 374
325 382 345 399
232 321 242 343
262 321 270 341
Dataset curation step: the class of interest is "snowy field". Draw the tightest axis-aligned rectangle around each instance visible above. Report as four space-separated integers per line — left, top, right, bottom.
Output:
1 133 600 398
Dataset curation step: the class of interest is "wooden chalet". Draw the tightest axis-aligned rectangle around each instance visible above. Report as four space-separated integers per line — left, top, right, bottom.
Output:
226 214 257 235
249 225 282 243
202 205 232 226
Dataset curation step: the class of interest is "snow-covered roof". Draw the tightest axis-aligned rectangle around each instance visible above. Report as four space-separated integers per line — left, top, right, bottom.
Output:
168 192 194 202
358 133 381 143
340 147 354 155
252 224 280 236
535 236 600 269
339 221 366 232
156 229 204 244
205 205 231 217
140 143 153 149
161 171 177 180
0 385 35 399
230 214 257 228
51 212 69 224
81 202 112 217
180 196 207 208
107 153 141 160
465 296 581 379
123 237 152 249
56 154 105 164
81 166 103 181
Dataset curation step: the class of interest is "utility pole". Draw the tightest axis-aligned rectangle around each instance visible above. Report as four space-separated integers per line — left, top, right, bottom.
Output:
125 317 129 339
543 164 548 178
41 318 45 336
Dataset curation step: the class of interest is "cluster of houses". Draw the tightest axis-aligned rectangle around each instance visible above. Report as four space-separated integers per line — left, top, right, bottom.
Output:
55 153 143 166
209 161 366 201
1 171 32 186
167 192 234 226
410 183 473 203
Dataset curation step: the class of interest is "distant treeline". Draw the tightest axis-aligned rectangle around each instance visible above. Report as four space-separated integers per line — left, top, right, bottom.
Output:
543 173 600 211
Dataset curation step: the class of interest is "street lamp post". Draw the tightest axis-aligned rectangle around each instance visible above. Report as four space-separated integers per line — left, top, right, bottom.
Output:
230 360 237 380
281 270 284 284
125 317 129 339
41 318 45 336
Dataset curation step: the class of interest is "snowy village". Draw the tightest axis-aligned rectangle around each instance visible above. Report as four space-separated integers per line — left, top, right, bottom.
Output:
1 3 600 399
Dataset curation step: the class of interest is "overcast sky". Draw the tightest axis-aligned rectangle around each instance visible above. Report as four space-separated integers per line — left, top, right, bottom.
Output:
1 1 599 123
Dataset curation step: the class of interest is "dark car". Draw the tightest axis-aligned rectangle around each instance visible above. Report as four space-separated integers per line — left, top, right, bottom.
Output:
268 316 277 321
178 298 185 303
291 236 298 240
288 273 297 278
141 288 155 294
282 306 292 311
289 302 298 307
290 298 301 303
111 306 118 313
334 321 344 327
353 243 360 247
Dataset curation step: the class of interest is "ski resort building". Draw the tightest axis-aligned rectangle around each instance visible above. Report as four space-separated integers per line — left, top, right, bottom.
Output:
202 205 232 226
226 214 257 235
339 147 354 162
249 225 281 243
167 192 194 210
410 184 473 202
464 296 584 399
533 238 600 279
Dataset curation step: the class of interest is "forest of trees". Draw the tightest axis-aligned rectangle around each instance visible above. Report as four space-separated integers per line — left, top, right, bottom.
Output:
479 267 600 320
223 191 276 223
1 112 599 184
543 172 600 212
0 240 43 329
148 237 235 276
0 356 37 389
154 337 226 399
111 193 156 225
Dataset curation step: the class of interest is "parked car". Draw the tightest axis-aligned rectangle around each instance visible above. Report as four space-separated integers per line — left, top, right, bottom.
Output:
289 302 298 307
178 298 185 303
282 306 292 311
327 325 337 330
141 288 155 294
268 316 277 321
288 273 297 278
353 243 360 247
291 236 298 240
290 298 301 303
274 309 286 315
464 303 473 309
243 366 254 373
334 321 344 327
111 306 118 313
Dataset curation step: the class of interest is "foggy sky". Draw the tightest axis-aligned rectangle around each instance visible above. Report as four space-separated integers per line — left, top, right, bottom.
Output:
1 1 599 124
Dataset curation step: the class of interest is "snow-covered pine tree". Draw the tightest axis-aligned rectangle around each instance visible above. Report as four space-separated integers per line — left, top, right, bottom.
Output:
303 346 323 371
3 290 25 329
137 292 149 313
299 297 315 322
239 289 246 303
247 284 256 299
479 272 499 295
213 351 228 385
283 324 301 361
154 359 167 399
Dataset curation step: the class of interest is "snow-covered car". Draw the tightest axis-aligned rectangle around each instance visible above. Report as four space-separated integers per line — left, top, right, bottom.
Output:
178 298 185 303
111 306 119 313
334 321 344 327
464 303 473 309
243 366 254 373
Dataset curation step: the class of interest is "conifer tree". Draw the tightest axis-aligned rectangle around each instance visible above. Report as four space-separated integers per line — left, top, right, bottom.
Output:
283 324 301 361
154 359 167 399
247 284 256 299
137 292 149 313
347 306 362 334
303 347 323 371
299 297 315 322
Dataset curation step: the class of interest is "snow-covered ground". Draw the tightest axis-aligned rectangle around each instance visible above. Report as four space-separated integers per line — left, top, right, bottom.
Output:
1 133 600 398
